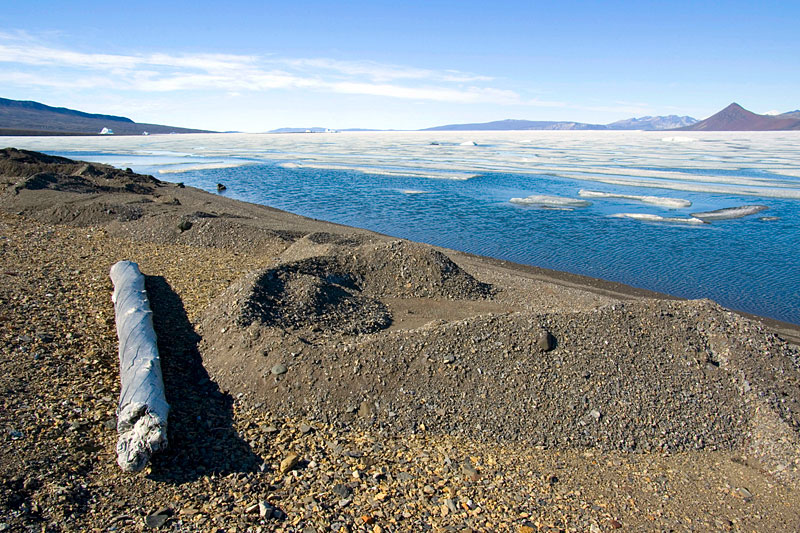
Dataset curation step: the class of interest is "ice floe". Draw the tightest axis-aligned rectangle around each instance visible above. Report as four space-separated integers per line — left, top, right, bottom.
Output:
611 213 707 225
157 162 253 174
510 195 591 208
690 205 769 221
578 189 691 208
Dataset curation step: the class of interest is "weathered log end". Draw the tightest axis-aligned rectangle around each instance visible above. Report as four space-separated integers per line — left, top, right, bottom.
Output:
110 260 170 473
116 403 168 472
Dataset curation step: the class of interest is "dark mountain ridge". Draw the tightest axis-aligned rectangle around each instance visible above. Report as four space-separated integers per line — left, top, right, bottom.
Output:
0 97 213 135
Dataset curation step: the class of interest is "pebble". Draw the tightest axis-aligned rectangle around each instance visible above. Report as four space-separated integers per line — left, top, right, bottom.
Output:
271 363 288 375
280 452 300 474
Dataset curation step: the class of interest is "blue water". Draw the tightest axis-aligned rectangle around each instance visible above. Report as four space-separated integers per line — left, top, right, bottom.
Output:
11 131 798 325
177 164 799 324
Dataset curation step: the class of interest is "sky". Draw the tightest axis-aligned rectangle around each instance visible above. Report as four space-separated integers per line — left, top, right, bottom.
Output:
1 0 799 131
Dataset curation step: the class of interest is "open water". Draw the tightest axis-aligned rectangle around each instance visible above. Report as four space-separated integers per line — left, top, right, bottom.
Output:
8 131 800 324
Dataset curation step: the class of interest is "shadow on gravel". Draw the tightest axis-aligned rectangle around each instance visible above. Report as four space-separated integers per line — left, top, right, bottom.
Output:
144 275 261 484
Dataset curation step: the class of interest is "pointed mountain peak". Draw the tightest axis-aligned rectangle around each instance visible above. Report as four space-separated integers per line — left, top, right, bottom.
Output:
675 102 800 131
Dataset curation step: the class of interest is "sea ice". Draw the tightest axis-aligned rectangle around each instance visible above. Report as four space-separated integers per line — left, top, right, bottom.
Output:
690 205 769 221
579 190 691 208
510 195 591 208
611 213 707 225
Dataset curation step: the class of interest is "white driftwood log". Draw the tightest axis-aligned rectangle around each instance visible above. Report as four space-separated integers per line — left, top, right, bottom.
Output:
110 260 170 472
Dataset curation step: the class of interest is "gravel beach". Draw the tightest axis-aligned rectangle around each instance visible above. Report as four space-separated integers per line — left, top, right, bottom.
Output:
2 148 800 532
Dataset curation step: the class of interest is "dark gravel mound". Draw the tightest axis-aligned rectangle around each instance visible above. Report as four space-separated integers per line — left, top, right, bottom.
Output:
1 147 160 194
202 298 800 460
351 240 494 299
203 240 492 337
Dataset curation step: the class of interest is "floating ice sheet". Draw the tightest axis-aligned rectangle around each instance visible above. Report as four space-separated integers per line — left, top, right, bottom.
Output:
691 205 769 221
510 194 591 208
579 189 691 208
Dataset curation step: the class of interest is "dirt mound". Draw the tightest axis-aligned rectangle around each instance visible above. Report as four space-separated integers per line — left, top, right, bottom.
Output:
1 147 160 196
0 147 82 177
202 239 491 338
200 297 800 467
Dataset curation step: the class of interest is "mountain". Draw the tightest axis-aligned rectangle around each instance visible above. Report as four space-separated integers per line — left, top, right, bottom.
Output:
780 110 800 119
0 97 213 135
423 119 607 131
676 103 800 131
607 115 697 130
268 127 339 133
423 115 700 131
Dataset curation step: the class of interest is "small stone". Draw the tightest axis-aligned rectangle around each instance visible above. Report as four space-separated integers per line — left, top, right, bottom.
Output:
609 519 622 529
589 409 601 421
271 363 288 375
443 354 456 364
737 487 753 500
333 484 353 499
258 500 274 518
178 220 193 232
519 526 536 533
536 330 556 351
263 424 279 434
444 498 457 513
358 400 373 418
462 462 480 481
280 452 300 474
144 508 170 528
299 423 312 434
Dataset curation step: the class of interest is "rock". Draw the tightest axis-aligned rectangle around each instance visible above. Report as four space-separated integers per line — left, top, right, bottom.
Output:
144 507 171 528
536 330 556 351
217 183 227 191
333 483 353 499
589 409 601 421
271 363 288 375
178 220 193 232
299 422 313 434
280 452 300 474
258 500 274 518
462 462 480 481
358 400 374 418
609 519 622 529
443 354 456 364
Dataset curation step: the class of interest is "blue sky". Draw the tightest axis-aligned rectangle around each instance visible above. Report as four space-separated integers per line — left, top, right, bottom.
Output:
2 0 798 131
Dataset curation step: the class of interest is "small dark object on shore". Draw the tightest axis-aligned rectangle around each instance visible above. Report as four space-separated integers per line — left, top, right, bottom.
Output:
177 182 185 188
217 183 227 192
178 220 193 232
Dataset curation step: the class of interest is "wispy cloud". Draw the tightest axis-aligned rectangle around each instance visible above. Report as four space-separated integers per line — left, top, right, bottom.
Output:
0 33 523 106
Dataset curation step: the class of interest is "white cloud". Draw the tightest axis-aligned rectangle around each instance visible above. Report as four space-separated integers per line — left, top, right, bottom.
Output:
0 33 524 106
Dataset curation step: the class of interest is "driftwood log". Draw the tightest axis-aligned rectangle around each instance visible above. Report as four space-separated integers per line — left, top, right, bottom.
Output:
110 260 169 472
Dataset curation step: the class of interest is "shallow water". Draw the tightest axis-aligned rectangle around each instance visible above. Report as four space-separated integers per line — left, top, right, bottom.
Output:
8 130 800 324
